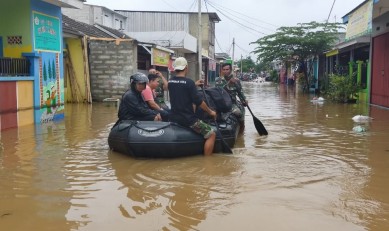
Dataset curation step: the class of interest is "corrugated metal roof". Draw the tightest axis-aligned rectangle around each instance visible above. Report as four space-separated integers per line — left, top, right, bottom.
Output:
116 10 221 22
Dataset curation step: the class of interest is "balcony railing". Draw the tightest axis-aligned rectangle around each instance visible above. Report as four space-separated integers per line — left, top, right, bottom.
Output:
0 58 30 76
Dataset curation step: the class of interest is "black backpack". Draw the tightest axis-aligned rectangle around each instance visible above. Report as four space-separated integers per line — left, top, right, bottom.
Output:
204 87 232 113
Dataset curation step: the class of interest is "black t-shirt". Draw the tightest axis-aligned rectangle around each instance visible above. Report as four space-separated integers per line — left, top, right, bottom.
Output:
168 76 203 126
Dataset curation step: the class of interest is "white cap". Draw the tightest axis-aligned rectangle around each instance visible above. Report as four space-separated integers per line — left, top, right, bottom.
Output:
173 57 188 71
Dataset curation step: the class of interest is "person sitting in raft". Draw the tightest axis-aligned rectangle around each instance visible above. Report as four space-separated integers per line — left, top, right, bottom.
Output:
142 73 169 121
117 72 162 121
148 68 169 110
168 57 217 156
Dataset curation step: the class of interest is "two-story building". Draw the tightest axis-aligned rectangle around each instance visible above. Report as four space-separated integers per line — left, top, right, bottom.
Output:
325 0 389 108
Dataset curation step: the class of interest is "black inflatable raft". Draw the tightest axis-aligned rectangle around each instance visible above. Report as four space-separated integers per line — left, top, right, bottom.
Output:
108 114 240 158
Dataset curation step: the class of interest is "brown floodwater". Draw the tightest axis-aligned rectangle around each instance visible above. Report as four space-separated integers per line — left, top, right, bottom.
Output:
1 82 388 231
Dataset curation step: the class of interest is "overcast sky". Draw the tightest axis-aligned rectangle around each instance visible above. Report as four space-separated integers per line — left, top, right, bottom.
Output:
85 0 365 60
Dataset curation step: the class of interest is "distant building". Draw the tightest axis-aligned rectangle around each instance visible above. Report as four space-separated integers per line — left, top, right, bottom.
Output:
113 10 221 82
62 3 127 31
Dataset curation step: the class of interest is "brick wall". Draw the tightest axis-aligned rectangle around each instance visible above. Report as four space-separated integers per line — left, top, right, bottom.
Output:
89 40 136 102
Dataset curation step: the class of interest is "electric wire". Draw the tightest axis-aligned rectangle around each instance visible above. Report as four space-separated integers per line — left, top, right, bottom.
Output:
206 0 277 32
205 0 267 36
326 0 337 24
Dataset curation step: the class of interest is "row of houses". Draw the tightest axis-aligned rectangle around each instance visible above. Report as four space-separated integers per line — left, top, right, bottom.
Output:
281 0 389 108
0 0 224 131
1 0 388 131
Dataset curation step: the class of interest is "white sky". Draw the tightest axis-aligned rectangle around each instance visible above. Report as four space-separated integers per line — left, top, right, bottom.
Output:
85 0 365 61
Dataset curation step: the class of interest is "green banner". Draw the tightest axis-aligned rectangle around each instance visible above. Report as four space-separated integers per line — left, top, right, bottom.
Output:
33 11 61 52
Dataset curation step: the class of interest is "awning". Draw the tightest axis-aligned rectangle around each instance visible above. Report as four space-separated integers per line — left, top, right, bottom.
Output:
334 36 371 50
325 49 339 57
155 45 174 54
202 55 214 60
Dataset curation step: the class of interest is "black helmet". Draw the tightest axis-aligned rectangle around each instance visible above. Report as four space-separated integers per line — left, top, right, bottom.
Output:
130 73 148 84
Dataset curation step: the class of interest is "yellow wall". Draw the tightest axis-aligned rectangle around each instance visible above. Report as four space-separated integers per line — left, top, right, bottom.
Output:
64 38 87 103
17 81 34 126
4 45 33 58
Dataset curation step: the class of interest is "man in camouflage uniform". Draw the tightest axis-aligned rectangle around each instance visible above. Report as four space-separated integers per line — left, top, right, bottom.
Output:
149 68 169 110
215 63 248 125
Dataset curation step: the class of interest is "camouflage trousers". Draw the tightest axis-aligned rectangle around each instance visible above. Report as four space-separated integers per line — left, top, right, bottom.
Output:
190 119 214 139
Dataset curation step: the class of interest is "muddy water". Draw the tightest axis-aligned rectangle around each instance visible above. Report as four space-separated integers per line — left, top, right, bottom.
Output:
1 83 388 231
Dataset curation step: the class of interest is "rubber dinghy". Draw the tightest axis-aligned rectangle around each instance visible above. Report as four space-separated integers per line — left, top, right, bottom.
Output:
108 113 240 158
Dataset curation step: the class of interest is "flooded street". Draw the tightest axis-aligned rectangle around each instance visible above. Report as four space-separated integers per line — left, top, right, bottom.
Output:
1 82 389 231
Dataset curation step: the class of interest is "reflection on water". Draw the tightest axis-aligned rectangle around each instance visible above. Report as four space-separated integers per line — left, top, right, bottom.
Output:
1 84 389 230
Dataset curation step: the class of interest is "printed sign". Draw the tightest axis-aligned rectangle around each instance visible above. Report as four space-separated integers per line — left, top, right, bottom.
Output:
345 0 373 40
151 48 170 67
33 11 61 52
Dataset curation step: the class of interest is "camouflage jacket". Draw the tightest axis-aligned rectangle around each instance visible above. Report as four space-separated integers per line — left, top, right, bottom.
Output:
215 75 246 103
154 78 165 104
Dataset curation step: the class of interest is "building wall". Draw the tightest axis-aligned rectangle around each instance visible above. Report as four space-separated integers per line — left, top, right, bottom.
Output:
0 0 32 58
88 39 136 101
17 81 34 126
0 0 66 131
372 11 389 37
189 14 214 58
31 0 65 124
62 4 93 24
63 5 127 30
64 37 88 102
119 11 190 32
371 11 389 108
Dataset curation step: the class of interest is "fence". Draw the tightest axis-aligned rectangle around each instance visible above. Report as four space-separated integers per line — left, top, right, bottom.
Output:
0 57 30 76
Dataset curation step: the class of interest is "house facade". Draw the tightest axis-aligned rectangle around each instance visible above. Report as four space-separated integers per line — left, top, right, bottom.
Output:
62 14 138 103
63 5 175 86
0 0 84 131
370 0 389 107
323 0 389 108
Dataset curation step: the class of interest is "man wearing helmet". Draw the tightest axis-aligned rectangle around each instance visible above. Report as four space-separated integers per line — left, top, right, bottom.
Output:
168 57 217 156
117 73 162 121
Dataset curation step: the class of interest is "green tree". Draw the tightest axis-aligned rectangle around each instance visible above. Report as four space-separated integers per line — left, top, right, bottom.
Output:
236 56 256 73
251 21 343 89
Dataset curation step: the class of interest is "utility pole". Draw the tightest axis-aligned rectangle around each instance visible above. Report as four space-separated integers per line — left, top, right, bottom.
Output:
198 0 202 80
240 54 243 75
232 38 235 68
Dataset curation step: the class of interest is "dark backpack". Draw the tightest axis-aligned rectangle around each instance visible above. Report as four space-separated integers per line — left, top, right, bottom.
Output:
205 87 232 113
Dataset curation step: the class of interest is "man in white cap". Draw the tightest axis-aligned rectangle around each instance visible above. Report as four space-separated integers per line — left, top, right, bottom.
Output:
168 57 217 156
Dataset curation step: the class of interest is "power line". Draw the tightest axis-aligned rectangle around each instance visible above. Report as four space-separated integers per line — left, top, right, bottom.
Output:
154 0 197 43
205 1 267 36
206 0 278 29
235 43 250 54
326 0 337 24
